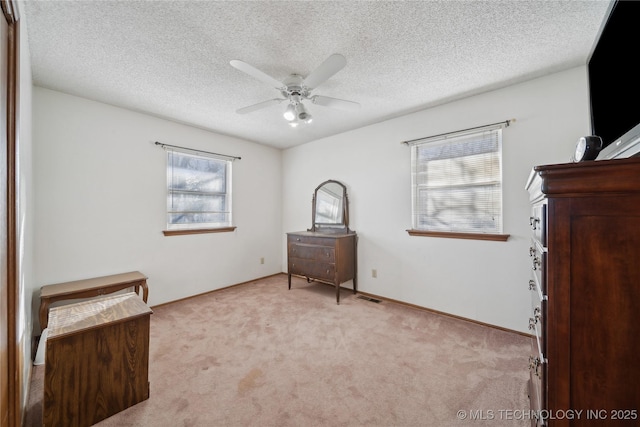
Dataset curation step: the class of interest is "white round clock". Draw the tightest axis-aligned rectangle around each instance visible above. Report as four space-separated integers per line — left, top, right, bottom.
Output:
574 136 603 162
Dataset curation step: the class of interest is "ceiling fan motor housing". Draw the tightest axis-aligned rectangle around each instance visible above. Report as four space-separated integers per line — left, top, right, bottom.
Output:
281 74 310 103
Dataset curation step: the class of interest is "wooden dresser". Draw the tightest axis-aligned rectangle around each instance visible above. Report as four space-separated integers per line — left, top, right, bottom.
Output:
287 231 357 304
44 292 152 427
525 157 640 426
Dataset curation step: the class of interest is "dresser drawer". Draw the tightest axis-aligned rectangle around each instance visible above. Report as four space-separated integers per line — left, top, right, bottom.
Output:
528 303 546 427
288 258 335 282
288 234 335 247
529 202 547 248
528 301 545 363
288 243 335 262
528 368 545 426
529 240 546 295
529 274 546 355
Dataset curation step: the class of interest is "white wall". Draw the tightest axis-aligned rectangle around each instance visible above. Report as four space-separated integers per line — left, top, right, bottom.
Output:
282 67 591 333
33 88 283 314
32 66 590 336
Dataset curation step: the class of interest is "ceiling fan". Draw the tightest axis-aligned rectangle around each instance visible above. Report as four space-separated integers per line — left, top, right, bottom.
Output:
230 54 360 127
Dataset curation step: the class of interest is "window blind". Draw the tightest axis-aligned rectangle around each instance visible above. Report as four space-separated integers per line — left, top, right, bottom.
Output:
166 148 232 229
410 127 503 233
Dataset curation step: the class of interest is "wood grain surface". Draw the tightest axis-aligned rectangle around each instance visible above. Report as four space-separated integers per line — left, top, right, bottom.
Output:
44 293 151 426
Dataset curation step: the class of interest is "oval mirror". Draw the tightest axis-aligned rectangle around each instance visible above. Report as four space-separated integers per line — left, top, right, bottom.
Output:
310 180 349 232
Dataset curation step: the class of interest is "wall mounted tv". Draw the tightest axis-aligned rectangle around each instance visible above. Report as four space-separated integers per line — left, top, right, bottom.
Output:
588 0 640 150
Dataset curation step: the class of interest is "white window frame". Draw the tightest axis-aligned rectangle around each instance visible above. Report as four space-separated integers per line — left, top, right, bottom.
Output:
408 124 509 241
163 147 234 235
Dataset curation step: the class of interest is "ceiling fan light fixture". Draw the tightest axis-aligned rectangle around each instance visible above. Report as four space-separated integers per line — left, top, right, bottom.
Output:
295 103 313 124
283 103 296 121
285 101 312 126
299 111 312 123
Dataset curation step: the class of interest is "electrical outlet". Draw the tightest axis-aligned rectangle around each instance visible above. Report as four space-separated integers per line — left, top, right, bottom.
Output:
260 257 265 264
372 269 377 278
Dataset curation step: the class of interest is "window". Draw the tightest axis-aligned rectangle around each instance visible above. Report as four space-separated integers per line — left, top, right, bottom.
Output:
165 148 233 233
409 125 507 240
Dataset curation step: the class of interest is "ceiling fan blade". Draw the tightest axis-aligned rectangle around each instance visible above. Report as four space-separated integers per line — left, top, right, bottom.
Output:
311 95 360 112
230 60 284 89
236 98 285 114
302 54 347 90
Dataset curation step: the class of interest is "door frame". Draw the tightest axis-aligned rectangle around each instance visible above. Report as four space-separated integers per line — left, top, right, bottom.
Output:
1 1 19 426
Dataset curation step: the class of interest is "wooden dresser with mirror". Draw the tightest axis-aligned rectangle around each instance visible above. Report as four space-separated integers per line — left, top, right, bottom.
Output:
287 180 357 304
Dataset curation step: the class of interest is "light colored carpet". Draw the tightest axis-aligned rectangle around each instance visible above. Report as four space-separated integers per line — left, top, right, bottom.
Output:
26 274 531 426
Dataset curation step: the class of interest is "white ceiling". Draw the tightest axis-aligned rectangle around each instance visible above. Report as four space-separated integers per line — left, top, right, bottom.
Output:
22 0 613 149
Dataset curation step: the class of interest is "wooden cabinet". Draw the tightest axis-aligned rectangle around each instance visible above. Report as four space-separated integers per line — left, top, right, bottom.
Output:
44 292 152 427
525 157 640 426
287 231 357 304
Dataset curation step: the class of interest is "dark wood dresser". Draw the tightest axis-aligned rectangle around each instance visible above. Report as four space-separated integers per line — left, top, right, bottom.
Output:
287 231 357 304
525 157 640 426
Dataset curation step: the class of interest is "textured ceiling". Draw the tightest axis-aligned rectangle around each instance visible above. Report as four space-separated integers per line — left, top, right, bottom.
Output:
23 0 613 149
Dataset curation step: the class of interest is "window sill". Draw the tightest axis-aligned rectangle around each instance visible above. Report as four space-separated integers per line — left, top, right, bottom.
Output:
406 229 510 242
163 226 237 236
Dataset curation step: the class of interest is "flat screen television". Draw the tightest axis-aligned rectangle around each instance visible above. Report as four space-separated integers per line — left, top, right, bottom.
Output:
588 0 640 156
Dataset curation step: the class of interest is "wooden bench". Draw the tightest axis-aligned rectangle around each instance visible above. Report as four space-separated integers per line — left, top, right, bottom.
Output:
39 271 149 330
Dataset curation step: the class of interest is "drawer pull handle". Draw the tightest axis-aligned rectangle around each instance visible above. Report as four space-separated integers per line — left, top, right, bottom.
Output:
326 270 330 274
534 307 541 322
326 252 330 257
529 216 540 230
532 256 541 270
528 279 535 291
296 238 300 241
528 355 542 377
